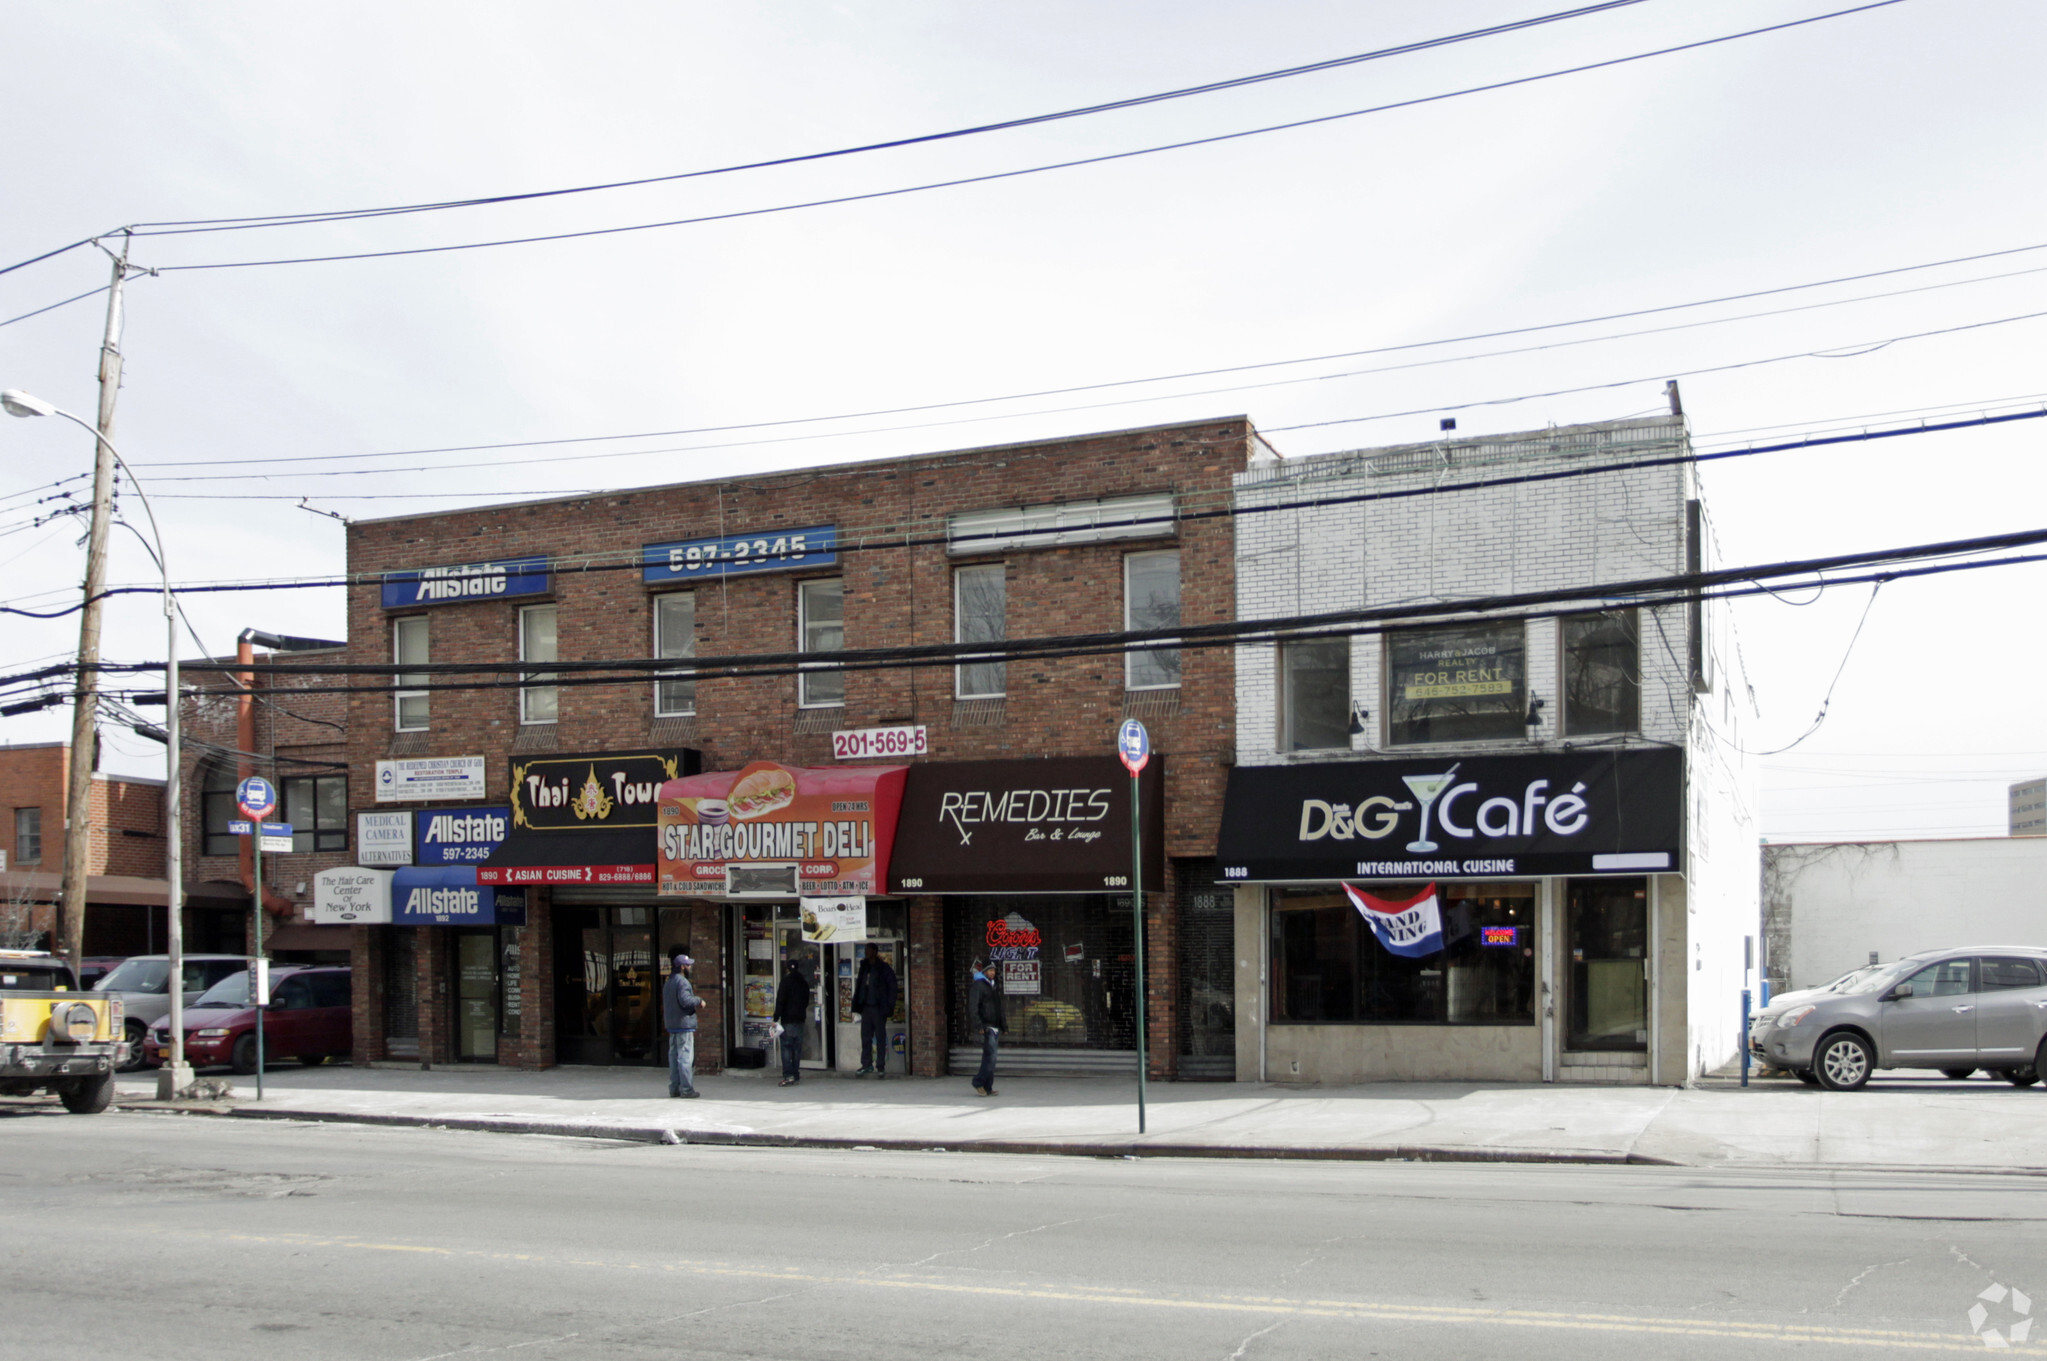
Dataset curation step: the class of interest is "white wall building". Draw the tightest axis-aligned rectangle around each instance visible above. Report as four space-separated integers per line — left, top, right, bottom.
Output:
1221 413 1757 1085
2009 779 2046 837
1763 837 2047 995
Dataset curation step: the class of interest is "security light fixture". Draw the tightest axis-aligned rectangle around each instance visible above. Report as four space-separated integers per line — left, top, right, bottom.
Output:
1347 702 1369 737
1525 696 1546 727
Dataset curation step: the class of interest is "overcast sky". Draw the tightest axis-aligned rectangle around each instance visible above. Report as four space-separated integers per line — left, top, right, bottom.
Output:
3 0 2043 841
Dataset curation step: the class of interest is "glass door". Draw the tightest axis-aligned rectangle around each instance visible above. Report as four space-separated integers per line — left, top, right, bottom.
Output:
775 923 831 1070
610 922 656 1063
454 929 499 1062
1566 879 1649 1051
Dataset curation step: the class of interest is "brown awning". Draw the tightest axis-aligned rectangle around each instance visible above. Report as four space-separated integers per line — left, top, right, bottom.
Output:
262 922 350 951
0 869 175 907
185 878 252 907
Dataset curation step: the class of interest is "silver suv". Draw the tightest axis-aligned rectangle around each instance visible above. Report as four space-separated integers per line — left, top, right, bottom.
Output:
1751 947 2047 1091
94 955 250 1072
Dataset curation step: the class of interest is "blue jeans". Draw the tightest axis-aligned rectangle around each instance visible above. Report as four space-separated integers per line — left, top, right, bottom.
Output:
667 1029 696 1096
780 1027 803 1079
973 1027 999 1090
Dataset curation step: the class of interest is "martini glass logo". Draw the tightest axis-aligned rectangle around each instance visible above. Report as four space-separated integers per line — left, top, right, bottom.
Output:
1401 763 1462 853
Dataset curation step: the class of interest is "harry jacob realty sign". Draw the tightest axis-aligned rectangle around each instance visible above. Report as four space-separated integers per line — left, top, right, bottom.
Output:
1216 750 1682 881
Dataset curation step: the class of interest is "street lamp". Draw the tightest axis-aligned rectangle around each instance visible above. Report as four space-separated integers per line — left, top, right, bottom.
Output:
1 388 191 1099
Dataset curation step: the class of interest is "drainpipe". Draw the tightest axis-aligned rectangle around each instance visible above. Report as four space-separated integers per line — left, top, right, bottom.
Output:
236 634 256 899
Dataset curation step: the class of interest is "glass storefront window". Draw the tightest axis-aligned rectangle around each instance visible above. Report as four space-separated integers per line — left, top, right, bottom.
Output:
946 897 1135 1049
1270 881 1537 1025
1386 622 1526 745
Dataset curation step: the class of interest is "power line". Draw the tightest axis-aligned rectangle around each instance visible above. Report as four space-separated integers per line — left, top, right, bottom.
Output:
0 284 110 331
124 2 1657 236
139 3 1907 273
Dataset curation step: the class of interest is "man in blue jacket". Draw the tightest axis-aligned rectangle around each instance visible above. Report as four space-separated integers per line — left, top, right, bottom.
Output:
852 943 899 1078
662 951 701 1099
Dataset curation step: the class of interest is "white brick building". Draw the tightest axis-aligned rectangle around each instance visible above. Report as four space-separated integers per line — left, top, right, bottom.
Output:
1218 414 1757 1085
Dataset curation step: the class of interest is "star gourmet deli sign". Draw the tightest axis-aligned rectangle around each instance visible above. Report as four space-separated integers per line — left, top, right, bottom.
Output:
1215 749 1683 882
472 748 702 885
656 763 908 899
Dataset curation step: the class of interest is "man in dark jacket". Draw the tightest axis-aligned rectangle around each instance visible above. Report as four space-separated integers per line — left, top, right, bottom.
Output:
661 951 701 1099
967 958 1004 1097
773 960 812 1087
852 943 899 1078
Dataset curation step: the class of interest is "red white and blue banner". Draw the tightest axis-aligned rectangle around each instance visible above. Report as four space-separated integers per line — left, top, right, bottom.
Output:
1343 882 1445 958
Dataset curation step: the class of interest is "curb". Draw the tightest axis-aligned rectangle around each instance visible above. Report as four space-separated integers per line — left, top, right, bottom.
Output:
215 1104 1680 1165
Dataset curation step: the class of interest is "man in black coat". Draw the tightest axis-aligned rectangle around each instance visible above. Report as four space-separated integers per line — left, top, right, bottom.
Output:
773 960 812 1087
852 943 899 1078
967 958 1004 1097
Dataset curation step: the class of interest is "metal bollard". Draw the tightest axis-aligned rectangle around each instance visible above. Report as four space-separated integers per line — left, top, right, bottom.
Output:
1740 988 1752 1088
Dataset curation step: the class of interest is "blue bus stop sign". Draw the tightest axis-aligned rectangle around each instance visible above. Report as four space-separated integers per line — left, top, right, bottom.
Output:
236 775 277 822
1117 718 1150 776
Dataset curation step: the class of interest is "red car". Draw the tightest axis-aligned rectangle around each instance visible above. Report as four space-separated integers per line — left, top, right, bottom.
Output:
145 965 352 1073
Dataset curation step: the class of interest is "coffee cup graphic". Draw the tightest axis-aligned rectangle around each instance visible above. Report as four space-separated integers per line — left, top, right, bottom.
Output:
696 799 729 827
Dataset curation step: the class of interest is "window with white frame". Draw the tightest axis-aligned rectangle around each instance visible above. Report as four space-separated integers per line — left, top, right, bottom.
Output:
798 578 845 708
1561 609 1640 736
653 592 696 716
954 564 1007 699
1124 550 1181 690
1279 636 1350 751
520 604 559 725
393 616 429 731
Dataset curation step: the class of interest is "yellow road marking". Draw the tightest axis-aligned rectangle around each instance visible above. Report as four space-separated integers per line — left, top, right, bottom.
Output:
206 1230 1983 1352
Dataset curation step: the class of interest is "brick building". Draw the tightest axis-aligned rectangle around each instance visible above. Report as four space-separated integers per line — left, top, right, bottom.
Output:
336 418 1266 1075
0 741 169 955
174 632 353 961
1221 413 1759 1085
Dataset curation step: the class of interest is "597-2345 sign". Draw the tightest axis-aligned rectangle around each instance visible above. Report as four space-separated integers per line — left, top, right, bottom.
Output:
832 725 927 761
641 525 837 582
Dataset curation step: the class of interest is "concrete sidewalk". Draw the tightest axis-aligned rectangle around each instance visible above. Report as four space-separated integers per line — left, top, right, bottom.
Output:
105 1064 2047 1171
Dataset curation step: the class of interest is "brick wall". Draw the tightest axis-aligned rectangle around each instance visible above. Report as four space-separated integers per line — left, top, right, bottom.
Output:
0 743 164 877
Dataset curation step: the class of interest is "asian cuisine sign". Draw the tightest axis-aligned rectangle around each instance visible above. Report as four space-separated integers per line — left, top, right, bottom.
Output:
657 763 908 898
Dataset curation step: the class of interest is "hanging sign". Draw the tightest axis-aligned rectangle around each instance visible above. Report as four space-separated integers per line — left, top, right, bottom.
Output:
799 896 867 943
1343 882 1445 958
658 763 907 898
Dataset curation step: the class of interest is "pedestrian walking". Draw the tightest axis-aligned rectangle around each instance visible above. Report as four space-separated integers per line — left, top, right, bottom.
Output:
852 943 899 1078
774 958 812 1087
968 958 1004 1097
661 951 702 1099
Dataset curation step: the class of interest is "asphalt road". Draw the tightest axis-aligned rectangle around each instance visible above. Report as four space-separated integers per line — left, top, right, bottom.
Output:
3 1107 2041 1359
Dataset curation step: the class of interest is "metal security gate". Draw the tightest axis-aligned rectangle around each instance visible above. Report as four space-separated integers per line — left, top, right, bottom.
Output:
945 896 1137 1076
1177 861 1236 1080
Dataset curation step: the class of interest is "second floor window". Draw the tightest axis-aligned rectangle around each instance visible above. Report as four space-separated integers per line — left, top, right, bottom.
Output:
798 579 845 708
1387 621 1526 746
653 592 696 717
520 604 559 725
283 775 348 853
955 564 1006 699
1125 550 1181 690
1562 609 1640 736
201 762 239 857
1280 636 1350 751
393 616 429 731
13 807 41 864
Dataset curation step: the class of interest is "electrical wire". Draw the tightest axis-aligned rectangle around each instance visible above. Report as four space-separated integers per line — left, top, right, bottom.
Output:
0 284 110 331
140 3 1908 273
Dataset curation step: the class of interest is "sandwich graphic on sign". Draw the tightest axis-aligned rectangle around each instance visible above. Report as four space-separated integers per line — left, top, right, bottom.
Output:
728 763 797 820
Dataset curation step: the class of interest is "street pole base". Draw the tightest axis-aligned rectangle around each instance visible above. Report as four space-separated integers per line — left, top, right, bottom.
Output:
155 1062 196 1101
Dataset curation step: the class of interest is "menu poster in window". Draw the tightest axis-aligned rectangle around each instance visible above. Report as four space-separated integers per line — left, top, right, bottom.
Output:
799 896 866 943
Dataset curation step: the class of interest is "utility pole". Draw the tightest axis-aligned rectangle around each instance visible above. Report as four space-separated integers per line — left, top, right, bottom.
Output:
57 236 133 975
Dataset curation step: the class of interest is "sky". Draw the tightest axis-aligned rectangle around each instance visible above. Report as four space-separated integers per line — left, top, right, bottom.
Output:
2 0 2044 841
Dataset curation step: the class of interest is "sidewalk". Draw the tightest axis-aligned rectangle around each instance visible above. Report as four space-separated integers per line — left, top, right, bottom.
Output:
108 1064 2047 1171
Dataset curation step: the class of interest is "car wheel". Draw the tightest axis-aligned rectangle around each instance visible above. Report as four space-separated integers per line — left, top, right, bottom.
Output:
297 1054 325 1067
1794 1069 1821 1086
119 1020 151 1072
59 1074 113 1114
230 1034 259 1075
2001 1066 2040 1088
1814 1031 1874 1091
1940 1068 1977 1081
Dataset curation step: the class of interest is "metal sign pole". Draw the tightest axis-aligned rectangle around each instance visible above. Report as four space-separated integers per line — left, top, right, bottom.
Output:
252 831 264 1101
1130 768 1146 1135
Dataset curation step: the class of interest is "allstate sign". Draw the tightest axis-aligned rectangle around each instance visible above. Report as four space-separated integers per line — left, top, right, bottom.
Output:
381 556 550 608
391 867 528 925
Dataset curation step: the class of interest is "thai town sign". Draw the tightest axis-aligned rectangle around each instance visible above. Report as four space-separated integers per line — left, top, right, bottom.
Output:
1216 750 1683 881
380 556 550 608
657 764 908 898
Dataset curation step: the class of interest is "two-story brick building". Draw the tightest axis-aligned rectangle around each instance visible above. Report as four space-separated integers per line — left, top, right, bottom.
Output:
0 741 169 956
334 418 1265 1077
1221 413 1758 1085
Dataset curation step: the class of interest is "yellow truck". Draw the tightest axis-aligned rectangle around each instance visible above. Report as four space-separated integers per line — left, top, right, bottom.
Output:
0 950 123 1113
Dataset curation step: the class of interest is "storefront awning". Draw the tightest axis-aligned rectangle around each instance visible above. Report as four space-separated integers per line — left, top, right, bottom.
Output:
889 757 1163 894
474 747 700 886
657 763 907 898
1216 749 1682 882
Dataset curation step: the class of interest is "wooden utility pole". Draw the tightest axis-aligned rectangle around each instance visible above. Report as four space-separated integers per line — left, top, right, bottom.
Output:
56 237 131 973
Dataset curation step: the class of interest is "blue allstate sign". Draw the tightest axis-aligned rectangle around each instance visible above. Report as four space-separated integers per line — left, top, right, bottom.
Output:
381 556 551 608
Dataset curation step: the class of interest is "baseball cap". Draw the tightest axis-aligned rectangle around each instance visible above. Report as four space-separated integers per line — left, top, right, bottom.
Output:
672 952 693 967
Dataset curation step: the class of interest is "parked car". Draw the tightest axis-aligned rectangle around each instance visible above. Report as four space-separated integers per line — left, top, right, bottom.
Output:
0 950 123 1113
144 965 352 1074
1749 947 2047 1091
96 954 250 1071
1748 963 1882 1066
77 956 126 991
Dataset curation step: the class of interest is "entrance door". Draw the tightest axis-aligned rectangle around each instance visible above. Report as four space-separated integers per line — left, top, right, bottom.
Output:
833 942 908 1073
454 930 499 1062
610 925 656 1063
775 926 830 1069
1566 879 1648 1051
